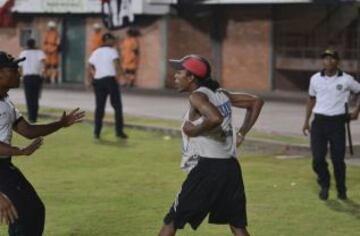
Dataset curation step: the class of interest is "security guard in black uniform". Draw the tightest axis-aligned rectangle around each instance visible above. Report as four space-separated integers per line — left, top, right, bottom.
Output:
303 49 360 200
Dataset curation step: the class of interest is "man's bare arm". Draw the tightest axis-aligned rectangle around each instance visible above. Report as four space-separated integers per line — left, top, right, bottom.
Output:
183 92 224 137
87 63 95 86
13 108 85 139
0 138 43 157
303 96 316 136
222 90 264 136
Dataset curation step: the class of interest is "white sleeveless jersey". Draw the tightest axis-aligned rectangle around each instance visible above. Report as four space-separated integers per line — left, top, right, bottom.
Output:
180 87 237 173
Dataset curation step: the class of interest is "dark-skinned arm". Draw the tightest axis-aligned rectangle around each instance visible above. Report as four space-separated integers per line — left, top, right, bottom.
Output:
350 93 360 120
303 96 316 136
221 90 264 136
0 138 43 157
114 58 125 79
182 92 224 137
220 90 263 146
13 108 85 139
87 63 95 87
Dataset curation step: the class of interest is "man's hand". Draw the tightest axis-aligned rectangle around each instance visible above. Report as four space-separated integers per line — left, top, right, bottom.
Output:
0 193 18 225
183 121 197 137
21 137 43 156
349 110 359 120
236 133 245 147
59 108 85 128
302 122 311 136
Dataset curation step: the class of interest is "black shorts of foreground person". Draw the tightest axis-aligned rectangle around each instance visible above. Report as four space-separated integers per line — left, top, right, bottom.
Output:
164 157 247 230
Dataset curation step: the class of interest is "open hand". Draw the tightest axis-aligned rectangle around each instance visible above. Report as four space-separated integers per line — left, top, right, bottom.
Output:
350 110 359 121
302 122 311 136
0 193 18 225
236 133 245 147
60 108 85 128
21 137 43 156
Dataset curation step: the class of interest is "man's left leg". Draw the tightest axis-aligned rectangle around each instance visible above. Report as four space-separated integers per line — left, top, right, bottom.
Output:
230 225 250 236
158 222 177 236
108 77 126 138
329 121 347 199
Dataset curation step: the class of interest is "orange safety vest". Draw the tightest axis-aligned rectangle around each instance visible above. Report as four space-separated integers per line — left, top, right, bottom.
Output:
121 36 139 70
43 30 60 65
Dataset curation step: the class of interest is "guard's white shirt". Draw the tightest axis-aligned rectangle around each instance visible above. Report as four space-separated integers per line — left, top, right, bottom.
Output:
18 49 46 76
88 46 119 79
0 96 22 158
309 71 360 116
181 87 237 173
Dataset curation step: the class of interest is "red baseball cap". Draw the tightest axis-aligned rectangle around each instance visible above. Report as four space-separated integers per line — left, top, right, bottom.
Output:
169 54 210 79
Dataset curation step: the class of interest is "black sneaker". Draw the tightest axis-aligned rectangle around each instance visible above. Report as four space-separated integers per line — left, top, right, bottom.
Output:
117 132 128 139
319 188 329 201
337 192 347 200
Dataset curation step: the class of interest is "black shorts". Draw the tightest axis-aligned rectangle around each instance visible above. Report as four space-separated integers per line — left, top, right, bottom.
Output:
163 157 247 230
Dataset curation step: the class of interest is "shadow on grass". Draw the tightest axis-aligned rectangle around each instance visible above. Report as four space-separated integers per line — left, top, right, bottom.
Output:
94 139 131 148
326 199 360 219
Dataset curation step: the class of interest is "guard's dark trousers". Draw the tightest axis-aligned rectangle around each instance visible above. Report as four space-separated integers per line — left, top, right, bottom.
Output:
92 76 124 137
23 75 42 123
0 161 45 236
310 114 346 194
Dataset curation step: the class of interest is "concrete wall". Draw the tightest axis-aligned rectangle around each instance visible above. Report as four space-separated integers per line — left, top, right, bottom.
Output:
166 16 213 88
221 6 271 91
1 7 273 92
165 6 272 91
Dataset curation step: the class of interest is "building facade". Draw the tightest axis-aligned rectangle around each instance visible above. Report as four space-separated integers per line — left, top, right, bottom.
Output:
1 0 360 91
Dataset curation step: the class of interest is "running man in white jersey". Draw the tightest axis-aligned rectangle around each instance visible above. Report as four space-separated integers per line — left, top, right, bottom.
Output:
158 54 264 236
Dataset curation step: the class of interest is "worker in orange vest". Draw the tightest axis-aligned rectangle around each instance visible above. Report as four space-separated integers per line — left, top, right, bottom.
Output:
43 21 61 84
90 23 103 52
120 28 140 88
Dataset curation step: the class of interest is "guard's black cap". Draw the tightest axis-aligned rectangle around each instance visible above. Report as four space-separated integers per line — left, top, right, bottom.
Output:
321 49 340 60
102 33 116 42
0 51 25 69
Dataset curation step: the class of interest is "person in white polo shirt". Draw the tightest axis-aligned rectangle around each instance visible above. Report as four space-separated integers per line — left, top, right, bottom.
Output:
0 51 85 235
303 49 360 201
88 33 128 140
18 38 46 123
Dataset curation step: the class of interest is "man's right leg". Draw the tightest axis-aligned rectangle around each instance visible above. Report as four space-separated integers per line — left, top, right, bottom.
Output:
158 222 177 236
311 119 330 200
230 225 250 236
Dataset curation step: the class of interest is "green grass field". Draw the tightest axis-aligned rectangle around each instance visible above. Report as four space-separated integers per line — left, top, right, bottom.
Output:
0 122 359 236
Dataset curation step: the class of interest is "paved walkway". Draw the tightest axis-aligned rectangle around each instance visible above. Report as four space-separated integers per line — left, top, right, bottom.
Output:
8 87 360 145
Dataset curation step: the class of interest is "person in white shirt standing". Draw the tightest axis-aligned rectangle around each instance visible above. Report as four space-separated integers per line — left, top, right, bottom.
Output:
303 49 360 201
88 33 127 140
18 38 46 123
158 54 264 236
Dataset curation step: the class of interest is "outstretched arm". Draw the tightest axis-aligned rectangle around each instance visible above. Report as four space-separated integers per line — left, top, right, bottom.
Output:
0 138 43 157
13 108 85 139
